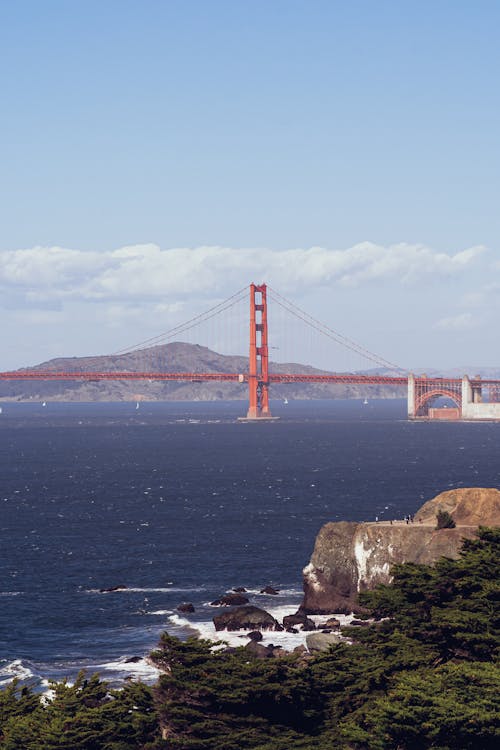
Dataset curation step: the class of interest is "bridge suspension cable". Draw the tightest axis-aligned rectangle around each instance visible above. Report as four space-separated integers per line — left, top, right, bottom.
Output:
111 287 248 356
267 285 406 373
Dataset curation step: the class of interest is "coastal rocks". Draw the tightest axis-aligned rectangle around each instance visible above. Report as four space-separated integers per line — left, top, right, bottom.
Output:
302 521 362 614
306 632 345 652
318 617 341 630
260 585 279 595
247 630 263 641
210 593 250 606
244 641 274 659
99 585 127 593
283 610 316 631
233 587 247 593
302 488 500 614
177 602 195 613
213 605 280 632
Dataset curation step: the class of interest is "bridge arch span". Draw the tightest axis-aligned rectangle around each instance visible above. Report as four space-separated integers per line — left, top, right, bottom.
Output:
415 388 462 416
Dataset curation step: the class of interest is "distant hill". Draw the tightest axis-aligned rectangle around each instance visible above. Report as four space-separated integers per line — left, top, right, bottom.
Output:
0 341 406 402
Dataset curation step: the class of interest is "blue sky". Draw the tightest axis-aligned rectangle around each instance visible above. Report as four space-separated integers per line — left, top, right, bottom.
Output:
1 1 499 371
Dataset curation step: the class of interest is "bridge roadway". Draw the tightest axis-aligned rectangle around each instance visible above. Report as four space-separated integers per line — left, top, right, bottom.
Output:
0 370 498 388
3 370 500 419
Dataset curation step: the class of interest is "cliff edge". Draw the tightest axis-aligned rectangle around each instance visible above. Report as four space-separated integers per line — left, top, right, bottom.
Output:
302 487 500 614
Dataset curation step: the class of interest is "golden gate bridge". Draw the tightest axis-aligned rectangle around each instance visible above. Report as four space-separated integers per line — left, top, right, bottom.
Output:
1 283 500 421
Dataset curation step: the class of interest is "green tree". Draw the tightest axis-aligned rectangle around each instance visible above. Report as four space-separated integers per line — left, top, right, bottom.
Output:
436 510 456 529
0 673 161 750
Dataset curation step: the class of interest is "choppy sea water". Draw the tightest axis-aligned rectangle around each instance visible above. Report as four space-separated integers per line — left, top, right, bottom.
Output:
1 398 500 689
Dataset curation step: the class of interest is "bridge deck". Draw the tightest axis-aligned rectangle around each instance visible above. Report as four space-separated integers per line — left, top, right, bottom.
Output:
0 371 499 387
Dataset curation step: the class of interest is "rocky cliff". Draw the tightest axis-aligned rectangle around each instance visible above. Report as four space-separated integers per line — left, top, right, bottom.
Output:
302 487 500 614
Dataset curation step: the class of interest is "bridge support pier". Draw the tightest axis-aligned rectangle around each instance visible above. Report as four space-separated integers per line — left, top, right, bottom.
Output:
246 283 273 420
407 373 416 418
460 375 500 419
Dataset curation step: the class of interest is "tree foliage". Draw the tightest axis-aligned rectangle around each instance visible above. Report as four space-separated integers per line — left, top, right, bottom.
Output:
436 509 456 529
0 672 160 750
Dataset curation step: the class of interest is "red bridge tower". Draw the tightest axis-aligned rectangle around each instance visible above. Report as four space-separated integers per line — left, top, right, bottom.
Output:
246 283 272 419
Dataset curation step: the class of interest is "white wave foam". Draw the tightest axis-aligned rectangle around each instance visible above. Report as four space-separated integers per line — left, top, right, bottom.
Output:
0 591 22 596
0 659 35 686
94 656 161 681
168 613 200 632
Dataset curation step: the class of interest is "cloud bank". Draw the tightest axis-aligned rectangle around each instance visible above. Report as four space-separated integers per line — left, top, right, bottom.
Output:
0 242 486 304
0 241 496 371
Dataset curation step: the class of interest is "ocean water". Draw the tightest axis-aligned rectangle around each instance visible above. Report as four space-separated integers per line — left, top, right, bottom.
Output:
1 398 500 689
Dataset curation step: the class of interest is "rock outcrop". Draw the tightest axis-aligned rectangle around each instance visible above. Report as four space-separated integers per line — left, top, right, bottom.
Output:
213 605 280 631
302 488 500 614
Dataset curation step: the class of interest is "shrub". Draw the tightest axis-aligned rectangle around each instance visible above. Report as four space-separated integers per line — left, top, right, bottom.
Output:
436 509 456 529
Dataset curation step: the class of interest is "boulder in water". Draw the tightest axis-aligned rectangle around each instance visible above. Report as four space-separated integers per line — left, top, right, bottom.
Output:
260 585 279 595
213 605 279 632
283 610 316 631
247 630 263 641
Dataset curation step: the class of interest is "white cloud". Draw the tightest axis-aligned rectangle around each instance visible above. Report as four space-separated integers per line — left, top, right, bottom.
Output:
0 246 110 287
0 242 486 304
434 312 477 331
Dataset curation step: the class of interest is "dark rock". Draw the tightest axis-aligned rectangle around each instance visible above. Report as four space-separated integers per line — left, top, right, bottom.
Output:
286 627 299 634
283 611 316 631
302 620 317 631
124 656 142 663
247 630 263 641
177 602 195 613
210 593 249 606
244 640 273 659
260 585 279 595
349 619 371 627
233 586 247 593
213 605 279 632
317 617 341 629
99 585 127 593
